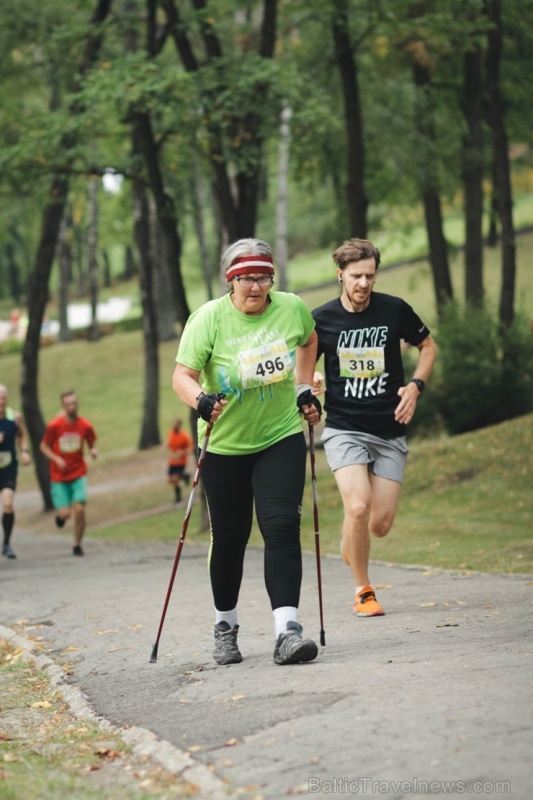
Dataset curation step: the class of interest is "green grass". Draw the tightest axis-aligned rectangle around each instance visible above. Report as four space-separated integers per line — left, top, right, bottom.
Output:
0 641 195 799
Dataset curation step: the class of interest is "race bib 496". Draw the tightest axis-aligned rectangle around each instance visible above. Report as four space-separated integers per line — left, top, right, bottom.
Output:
238 339 292 390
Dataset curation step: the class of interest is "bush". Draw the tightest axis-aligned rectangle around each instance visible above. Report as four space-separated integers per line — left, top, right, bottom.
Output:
402 347 445 439
113 315 143 333
0 338 24 355
498 315 533 420
435 303 533 435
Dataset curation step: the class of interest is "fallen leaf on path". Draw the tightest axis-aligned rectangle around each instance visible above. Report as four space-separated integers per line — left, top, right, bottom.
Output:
231 694 245 701
225 738 240 746
94 629 119 635
95 748 122 760
30 701 52 709
419 602 436 607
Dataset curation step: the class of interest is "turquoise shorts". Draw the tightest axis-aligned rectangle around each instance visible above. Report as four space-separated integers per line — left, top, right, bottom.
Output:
51 477 88 509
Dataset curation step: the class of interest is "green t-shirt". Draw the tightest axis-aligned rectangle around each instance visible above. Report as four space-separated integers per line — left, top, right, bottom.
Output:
176 292 315 455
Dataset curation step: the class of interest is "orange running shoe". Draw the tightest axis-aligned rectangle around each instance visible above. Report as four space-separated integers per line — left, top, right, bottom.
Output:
354 586 385 617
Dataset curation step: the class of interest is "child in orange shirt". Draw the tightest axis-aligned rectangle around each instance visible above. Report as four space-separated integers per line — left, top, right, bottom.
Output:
167 419 193 504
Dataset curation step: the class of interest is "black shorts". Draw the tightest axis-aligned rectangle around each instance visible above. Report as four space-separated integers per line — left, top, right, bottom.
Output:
167 464 186 478
0 465 17 492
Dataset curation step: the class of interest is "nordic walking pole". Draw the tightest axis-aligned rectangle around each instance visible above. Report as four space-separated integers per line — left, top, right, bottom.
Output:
308 423 326 646
150 400 221 663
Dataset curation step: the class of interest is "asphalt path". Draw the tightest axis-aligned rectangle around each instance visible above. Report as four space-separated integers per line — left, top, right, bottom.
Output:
1 529 531 799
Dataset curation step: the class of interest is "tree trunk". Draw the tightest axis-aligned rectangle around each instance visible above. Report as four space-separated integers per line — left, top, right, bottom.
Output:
487 164 499 247
412 60 453 314
332 0 368 238
275 105 291 291
191 153 214 301
235 163 262 238
486 0 516 327
149 194 177 342
123 244 137 279
57 210 73 342
21 177 69 510
102 247 112 288
132 163 161 450
462 45 484 307
87 176 100 341
75 223 86 297
422 187 453 311
132 110 190 328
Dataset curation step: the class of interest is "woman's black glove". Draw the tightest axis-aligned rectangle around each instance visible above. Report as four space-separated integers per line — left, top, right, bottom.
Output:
296 384 322 418
196 392 225 422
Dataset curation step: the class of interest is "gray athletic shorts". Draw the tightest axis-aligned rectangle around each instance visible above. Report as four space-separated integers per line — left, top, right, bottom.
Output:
321 427 409 484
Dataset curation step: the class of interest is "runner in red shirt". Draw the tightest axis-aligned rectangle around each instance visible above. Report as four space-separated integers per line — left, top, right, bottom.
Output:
40 390 97 556
167 419 193 504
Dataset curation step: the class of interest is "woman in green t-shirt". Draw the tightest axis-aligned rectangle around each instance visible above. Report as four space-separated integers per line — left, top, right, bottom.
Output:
173 238 322 666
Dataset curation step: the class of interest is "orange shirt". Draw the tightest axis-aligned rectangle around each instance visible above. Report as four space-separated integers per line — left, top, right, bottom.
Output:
168 429 193 467
42 415 96 482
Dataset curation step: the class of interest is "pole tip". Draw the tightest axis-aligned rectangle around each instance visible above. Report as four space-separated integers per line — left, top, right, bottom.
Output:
320 631 326 647
150 643 158 663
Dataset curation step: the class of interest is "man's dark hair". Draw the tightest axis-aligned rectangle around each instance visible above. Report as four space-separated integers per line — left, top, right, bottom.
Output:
332 238 381 271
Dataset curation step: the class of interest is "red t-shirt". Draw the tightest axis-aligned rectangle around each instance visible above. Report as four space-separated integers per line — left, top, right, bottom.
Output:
167 429 193 467
42 415 97 482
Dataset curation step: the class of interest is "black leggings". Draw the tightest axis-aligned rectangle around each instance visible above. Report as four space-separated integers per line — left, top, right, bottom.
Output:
201 432 307 612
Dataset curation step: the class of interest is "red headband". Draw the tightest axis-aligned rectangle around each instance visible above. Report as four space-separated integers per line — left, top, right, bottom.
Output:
226 255 274 281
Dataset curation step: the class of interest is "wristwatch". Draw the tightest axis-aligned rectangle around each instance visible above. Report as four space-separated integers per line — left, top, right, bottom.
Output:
410 378 425 394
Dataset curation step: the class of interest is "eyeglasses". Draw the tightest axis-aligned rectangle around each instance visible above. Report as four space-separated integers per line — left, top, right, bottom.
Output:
233 275 274 287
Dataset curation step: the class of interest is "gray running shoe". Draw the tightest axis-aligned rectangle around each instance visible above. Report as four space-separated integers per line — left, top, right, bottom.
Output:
213 621 242 665
273 621 318 665
2 544 16 559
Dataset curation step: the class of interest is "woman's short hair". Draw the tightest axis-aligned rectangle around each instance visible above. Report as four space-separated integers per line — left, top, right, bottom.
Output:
221 238 274 290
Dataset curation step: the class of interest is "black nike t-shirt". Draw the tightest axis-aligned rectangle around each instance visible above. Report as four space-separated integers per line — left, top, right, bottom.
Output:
312 292 430 439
